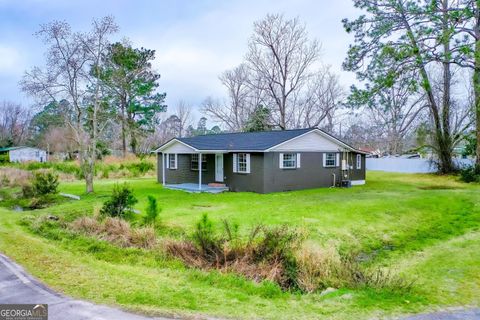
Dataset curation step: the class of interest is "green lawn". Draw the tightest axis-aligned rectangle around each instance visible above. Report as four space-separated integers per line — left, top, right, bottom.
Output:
0 171 479 319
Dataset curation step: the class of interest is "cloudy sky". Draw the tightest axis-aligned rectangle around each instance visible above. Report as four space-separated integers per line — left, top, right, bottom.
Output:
0 0 360 117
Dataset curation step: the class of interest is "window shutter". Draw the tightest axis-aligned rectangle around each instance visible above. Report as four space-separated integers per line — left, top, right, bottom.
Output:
246 153 251 173
166 153 170 169
296 153 301 168
357 154 361 169
322 153 327 167
233 153 237 173
279 153 284 169
174 154 178 169
336 153 340 167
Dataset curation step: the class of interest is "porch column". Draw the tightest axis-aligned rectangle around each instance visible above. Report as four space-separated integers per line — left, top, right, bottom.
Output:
198 152 202 191
162 153 166 186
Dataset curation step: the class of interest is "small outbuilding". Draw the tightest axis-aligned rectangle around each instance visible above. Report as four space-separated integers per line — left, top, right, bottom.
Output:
0 146 47 163
155 128 368 193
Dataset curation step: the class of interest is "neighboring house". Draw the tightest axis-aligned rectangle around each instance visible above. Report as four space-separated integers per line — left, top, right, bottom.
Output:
0 146 47 163
155 128 368 193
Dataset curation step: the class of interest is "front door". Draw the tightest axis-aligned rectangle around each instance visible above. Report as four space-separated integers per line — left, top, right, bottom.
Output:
215 154 224 182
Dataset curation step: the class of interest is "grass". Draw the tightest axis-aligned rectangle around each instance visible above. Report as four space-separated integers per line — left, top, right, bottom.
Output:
0 171 479 319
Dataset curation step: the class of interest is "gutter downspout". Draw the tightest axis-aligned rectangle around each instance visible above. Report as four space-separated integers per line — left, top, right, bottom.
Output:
331 173 336 188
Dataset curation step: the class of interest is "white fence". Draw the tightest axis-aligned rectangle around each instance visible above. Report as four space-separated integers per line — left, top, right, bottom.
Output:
366 158 474 173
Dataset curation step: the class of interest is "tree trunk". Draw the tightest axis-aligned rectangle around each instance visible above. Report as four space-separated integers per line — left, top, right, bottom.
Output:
121 102 127 158
85 154 94 193
130 132 137 155
475 3 480 166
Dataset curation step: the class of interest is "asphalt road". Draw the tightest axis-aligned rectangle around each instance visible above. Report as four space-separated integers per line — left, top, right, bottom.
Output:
402 309 480 320
0 253 170 320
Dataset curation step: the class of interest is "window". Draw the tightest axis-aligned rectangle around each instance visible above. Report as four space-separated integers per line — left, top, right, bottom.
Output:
233 153 250 174
168 154 177 169
324 153 336 167
356 154 362 169
237 153 248 173
191 154 207 170
281 153 297 169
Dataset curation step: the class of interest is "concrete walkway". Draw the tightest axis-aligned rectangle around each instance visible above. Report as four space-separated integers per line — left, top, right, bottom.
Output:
0 254 169 320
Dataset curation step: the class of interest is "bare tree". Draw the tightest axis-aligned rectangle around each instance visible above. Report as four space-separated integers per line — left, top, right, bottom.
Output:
364 76 428 154
41 126 77 159
176 100 192 137
0 101 32 147
299 66 344 130
203 64 254 131
20 17 117 193
246 14 320 129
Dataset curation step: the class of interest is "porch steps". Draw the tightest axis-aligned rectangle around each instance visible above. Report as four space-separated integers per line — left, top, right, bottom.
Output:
208 183 227 188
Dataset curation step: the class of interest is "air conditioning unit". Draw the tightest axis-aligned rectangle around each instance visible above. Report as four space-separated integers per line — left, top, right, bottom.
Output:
341 180 352 188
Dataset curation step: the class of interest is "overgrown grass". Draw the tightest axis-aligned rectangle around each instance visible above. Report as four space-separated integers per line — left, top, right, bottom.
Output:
0 171 478 319
1 155 156 180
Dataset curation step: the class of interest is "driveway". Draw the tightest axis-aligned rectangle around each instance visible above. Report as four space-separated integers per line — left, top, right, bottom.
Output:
0 254 170 320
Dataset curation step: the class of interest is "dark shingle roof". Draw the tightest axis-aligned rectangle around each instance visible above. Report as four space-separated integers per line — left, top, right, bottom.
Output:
176 128 314 151
0 146 23 152
156 128 368 153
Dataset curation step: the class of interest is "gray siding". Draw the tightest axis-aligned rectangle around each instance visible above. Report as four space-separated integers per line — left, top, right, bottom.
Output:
157 153 216 185
263 152 365 193
157 151 366 193
224 153 265 193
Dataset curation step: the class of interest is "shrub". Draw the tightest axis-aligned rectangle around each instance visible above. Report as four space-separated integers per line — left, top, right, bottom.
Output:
192 214 219 256
143 195 161 225
459 164 480 183
120 161 154 177
100 183 138 218
31 170 59 196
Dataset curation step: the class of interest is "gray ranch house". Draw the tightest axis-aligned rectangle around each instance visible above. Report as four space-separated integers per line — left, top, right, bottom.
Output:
155 128 368 193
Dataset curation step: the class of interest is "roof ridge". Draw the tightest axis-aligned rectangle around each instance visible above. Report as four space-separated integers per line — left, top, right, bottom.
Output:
178 127 315 139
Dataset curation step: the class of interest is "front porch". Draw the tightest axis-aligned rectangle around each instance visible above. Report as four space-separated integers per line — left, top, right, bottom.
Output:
159 150 226 191
164 183 229 193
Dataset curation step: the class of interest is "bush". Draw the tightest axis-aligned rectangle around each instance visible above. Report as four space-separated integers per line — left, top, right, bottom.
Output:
100 183 138 218
459 164 480 183
31 170 59 196
143 195 161 225
120 161 154 177
192 214 218 256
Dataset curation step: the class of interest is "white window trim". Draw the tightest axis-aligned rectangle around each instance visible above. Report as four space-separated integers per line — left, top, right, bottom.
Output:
235 153 250 174
323 152 338 168
279 153 300 169
168 153 177 170
191 154 207 171
356 154 362 169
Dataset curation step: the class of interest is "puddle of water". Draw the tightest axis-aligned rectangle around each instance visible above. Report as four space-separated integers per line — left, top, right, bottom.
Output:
12 205 24 212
